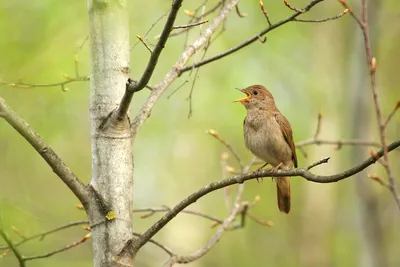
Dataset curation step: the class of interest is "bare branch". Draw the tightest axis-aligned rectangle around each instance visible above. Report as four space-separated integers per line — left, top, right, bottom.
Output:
245 211 273 227
23 233 91 262
132 232 174 256
130 0 239 137
235 4 247 18
168 1 224 39
130 139 399 252
0 221 89 250
296 138 381 149
130 8 170 50
136 35 153 53
296 113 381 149
259 0 272 27
0 76 89 92
180 0 326 73
133 207 223 225
173 20 209 30
117 0 184 120
0 228 25 267
383 100 400 129
206 129 243 169
338 0 400 209
0 97 90 205
314 112 322 139
283 0 305 13
294 9 348 23
164 201 247 266
368 174 391 188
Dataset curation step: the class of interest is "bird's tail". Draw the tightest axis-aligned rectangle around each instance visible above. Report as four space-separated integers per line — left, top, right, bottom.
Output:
276 177 291 213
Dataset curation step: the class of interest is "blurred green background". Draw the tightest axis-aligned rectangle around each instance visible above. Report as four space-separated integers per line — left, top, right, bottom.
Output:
0 0 399 266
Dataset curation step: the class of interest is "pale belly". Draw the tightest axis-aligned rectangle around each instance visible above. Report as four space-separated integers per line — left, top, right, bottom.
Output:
244 116 292 167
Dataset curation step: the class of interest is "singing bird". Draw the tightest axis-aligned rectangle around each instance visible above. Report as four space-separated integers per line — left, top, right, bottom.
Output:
234 85 297 213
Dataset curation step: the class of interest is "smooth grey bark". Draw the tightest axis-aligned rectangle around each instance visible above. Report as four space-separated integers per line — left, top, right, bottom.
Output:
87 1 133 266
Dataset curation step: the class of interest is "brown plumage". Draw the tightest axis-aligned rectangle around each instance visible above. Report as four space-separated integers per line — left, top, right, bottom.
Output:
234 85 297 213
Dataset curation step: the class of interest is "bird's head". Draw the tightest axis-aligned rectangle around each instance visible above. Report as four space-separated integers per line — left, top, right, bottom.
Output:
233 84 275 109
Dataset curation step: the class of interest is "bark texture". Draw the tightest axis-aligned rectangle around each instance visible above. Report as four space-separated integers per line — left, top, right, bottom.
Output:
87 1 133 266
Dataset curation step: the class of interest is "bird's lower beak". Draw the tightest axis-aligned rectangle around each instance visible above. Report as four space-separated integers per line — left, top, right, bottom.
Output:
233 88 250 103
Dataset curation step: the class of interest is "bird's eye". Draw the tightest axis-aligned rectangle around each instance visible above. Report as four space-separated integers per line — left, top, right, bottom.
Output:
253 90 258 95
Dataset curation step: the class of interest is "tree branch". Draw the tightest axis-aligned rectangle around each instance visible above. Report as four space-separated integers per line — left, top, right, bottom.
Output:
116 0 184 120
339 0 400 209
0 97 90 206
131 139 399 252
23 233 91 262
164 202 247 266
180 0 326 73
0 228 25 267
130 0 239 138
0 221 89 250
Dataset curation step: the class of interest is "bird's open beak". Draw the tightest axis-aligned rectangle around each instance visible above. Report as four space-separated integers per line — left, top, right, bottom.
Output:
233 88 250 103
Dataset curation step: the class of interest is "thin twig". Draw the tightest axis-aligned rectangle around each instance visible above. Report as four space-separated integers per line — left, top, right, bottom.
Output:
168 1 224 38
180 0 326 73
368 174 391 188
0 221 89 250
245 211 273 227
0 76 89 92
23 233 91 262
338 0 400 209
294 9 348 23
132 232 174 256
128 139 400 253
167 80 189 98
283 0 304 13
206 129 243 169
259 0 272 26
164 202 247 266
0 228 25 267
136 35 153 53
314 112 322 139
383 100 400 129
296 112 381 149
173 20 209 30
133 207 223 225
296 138 381 149
235 4 247 18
221 152 232 212
131 9 170 50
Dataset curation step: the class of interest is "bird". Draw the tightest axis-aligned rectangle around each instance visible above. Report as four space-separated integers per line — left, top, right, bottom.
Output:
234 84 297 213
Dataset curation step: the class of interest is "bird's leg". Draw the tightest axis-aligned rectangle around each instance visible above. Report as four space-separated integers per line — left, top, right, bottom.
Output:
271 162 283 172
270 162 283 183
255 162 269 183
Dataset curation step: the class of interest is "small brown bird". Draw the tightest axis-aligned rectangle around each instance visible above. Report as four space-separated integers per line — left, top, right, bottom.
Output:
234 85 297 213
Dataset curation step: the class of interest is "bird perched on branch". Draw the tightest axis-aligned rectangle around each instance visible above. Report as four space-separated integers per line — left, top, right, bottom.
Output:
234 85 297 213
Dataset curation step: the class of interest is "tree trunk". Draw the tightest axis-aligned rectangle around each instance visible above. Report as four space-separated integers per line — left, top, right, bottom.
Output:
87 1 133 266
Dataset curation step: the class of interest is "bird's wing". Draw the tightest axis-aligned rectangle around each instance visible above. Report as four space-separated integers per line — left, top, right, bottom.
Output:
274 113 298 168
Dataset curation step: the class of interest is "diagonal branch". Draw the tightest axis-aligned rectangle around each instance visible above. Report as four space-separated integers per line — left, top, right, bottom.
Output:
130 0 239 137
180 0 325 73
0 221 89 250
0 228 25 267
0 97 90 206
116 0 184 120
130 139 399 252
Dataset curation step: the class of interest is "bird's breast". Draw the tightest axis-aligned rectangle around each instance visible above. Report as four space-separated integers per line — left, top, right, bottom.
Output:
244 113 292 167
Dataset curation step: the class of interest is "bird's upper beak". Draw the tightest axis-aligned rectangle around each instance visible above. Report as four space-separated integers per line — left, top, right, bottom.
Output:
233 88 250 103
